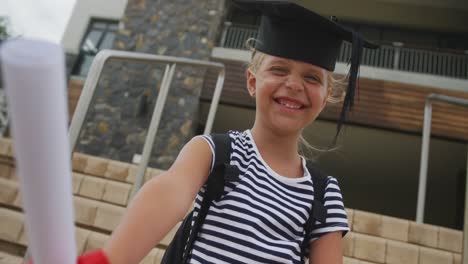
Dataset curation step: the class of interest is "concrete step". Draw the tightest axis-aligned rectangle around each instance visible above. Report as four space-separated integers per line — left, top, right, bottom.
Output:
0 138 164 185
72 152 164 185
343 256 377 264
1 201 462 264
0 207 172 264
0 178 181 247
0 251 23 264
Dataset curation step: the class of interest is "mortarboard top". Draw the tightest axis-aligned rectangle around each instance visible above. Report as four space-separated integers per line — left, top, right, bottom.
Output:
232 0 379 143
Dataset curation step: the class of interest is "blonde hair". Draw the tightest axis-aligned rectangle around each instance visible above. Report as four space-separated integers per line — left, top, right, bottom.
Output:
245 38 347 158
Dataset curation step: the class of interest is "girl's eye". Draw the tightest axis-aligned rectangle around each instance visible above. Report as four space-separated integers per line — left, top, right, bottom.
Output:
270 67 288 75
304 75 322 84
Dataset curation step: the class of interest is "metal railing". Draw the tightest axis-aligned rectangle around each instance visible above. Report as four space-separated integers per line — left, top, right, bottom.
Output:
68 49 226 198
220 22 259 50
220 22 468 79
398 46 468 79
415 94 468 263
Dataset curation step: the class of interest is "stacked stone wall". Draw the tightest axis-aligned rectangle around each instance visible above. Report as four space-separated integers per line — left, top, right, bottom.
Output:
75 0 226 169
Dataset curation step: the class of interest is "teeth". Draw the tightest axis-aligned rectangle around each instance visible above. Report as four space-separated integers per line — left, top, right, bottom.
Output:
278 100 301 109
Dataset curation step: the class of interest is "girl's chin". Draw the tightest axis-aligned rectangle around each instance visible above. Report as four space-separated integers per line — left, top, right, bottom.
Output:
270 119 306 135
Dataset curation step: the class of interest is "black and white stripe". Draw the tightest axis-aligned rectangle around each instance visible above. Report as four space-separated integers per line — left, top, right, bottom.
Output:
189 130 349 263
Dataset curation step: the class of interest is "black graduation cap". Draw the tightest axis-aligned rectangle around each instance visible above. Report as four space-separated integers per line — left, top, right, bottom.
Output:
232 0 378 142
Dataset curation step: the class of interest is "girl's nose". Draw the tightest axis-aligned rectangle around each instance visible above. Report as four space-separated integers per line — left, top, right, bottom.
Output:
285 74 304 92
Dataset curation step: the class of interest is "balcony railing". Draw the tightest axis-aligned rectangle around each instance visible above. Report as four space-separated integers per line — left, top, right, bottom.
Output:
220 22 259 50
219 22 468 80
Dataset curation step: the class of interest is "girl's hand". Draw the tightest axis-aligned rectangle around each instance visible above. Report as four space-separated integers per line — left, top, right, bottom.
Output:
78 249 110 264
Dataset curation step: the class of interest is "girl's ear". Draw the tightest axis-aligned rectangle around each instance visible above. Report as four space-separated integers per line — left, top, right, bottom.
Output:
246 69 256 97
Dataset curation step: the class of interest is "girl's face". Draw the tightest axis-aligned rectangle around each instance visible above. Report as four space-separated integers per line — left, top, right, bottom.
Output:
246 53 330 135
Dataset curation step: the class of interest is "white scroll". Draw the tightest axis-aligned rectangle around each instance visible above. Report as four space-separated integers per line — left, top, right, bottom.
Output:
0 39 76 264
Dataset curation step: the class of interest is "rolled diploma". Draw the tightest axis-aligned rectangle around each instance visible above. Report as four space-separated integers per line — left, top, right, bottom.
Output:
0 39 76 264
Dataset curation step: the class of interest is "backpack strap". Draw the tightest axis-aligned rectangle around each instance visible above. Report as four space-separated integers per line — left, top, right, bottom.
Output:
205 134 240 200
302 162 328 255
182 133 239 263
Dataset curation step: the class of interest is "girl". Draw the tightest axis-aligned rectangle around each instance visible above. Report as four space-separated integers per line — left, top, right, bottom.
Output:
69 1 377 263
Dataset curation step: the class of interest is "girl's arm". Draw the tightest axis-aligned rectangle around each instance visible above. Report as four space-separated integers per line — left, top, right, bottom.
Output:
102 136 212 264
308 231 344 264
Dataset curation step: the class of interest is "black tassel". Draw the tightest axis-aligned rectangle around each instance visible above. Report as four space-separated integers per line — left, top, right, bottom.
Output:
332 31 364 145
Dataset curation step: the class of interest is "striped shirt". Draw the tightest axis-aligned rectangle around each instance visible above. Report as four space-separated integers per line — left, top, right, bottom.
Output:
188 130 349 264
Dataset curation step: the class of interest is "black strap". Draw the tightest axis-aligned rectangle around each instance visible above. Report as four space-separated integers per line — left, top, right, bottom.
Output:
205 134 236 200
308 164 327 223
181 134 239 263
302 162 328 255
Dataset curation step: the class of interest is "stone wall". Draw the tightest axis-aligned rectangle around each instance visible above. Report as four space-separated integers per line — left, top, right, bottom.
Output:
74 0 226 169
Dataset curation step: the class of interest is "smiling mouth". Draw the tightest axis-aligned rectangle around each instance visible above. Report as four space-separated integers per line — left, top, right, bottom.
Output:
274 98 305 110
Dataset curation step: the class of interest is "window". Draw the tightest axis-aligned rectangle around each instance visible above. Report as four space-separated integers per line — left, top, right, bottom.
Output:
72 19 118 77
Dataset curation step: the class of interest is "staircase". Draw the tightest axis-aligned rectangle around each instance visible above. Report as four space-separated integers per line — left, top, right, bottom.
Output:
0 137 463 264
0 137 175 263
